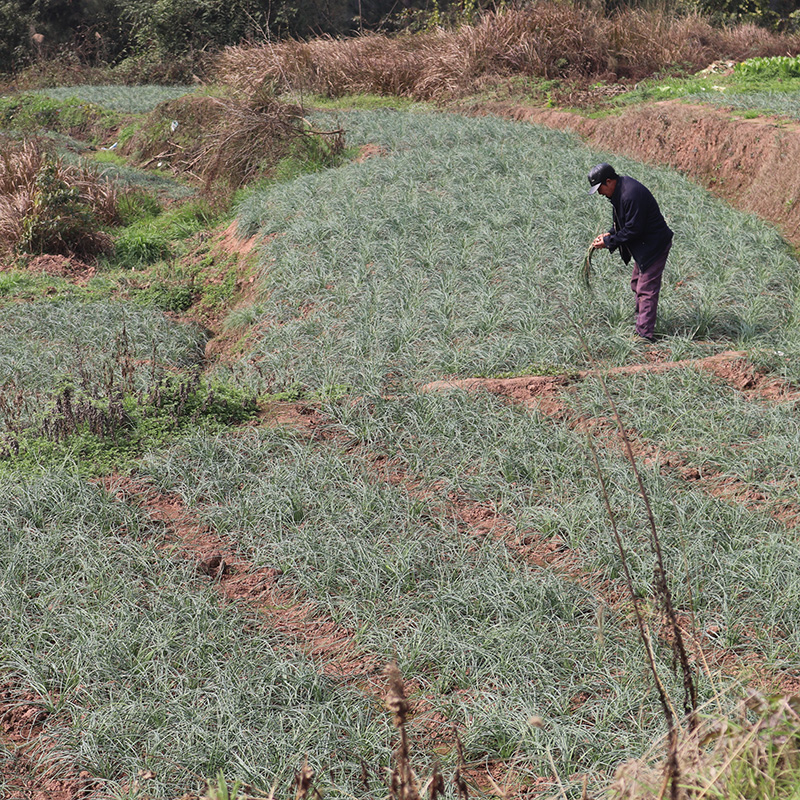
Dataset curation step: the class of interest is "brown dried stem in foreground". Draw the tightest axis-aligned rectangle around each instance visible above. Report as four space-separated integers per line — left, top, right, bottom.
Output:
385 663 456 800
610 692 800 800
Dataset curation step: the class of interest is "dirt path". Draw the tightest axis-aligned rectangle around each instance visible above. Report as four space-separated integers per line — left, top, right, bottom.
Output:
424 349 800 404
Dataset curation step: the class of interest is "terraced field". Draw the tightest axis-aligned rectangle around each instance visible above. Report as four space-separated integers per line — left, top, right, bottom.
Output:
1 96 800 800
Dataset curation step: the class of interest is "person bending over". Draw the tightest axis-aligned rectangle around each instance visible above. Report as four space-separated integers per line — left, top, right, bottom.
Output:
588 163 673 343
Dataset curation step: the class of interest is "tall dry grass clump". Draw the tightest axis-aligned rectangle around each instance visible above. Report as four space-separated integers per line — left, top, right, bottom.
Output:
0 137 117 258
214 3 800 101
124 92 343 192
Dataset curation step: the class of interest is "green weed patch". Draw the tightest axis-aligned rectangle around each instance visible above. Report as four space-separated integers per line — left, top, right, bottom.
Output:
110 200 217 267
611 66 800 112
0 375 258 475
0 93 119 142
0 299 254 474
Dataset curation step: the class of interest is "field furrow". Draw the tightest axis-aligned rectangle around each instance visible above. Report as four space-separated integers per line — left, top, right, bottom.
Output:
101 473 382 681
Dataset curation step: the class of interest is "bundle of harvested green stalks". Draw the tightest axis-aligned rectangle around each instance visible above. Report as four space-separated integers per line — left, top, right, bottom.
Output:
582 243 599 289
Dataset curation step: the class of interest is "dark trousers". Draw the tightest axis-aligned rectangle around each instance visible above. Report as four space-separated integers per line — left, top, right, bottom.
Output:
630 242 671 339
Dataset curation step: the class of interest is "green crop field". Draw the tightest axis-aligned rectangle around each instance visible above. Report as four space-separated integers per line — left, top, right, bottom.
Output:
684 89 800 119
2 92 800 800
35 85 198 113
229 110 800 396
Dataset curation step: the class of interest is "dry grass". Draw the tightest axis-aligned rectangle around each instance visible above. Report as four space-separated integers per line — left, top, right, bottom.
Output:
608 692 800 800
214 4 800 102
124 92 343 192
0 137 117 258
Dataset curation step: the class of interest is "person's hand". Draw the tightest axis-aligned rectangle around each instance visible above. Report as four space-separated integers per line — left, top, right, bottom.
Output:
592 234 607 249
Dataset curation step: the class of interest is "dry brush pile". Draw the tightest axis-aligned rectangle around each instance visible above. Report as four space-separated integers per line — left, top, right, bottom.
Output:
123 91 344 192
215 3 800 101
0 137 118 259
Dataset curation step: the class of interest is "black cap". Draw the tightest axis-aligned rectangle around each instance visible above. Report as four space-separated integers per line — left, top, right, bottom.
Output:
588 163 617 194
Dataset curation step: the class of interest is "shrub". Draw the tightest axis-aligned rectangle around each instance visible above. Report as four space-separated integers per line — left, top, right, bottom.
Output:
0 137 118 258
112 201 214 266
123 91 344 192
113 221 171 265
214 3 800 100
0 93 118 141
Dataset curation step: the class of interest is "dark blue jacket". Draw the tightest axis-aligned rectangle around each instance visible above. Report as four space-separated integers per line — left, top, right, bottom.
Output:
603 175 673 270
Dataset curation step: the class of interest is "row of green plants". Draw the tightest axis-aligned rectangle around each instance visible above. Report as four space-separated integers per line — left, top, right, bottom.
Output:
134 423 694 793
574 367 800 491
684 88 800 120
734 54 800 79
0 469 392 798
323 388 800 664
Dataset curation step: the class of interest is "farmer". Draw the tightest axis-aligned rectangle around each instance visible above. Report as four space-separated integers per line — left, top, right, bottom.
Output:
588 163 673 343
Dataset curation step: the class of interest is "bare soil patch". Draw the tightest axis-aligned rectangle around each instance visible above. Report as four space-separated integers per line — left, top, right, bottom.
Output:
0 683 99 800
423 350 800 406
217 220 260 259
0 253 97 282
356 143 388 162
478 100 800 247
